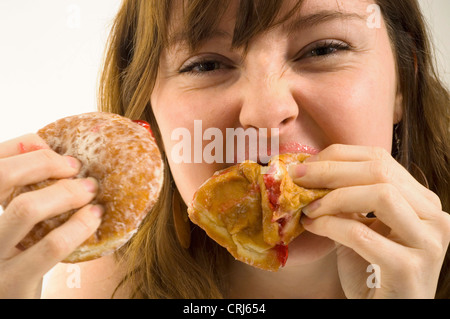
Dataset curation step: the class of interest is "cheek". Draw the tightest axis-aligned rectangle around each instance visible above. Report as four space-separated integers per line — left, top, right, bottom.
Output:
152 89 238 205
301 66 396 150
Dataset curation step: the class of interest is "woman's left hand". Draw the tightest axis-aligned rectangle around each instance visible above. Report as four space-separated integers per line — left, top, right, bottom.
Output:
290 144 450 299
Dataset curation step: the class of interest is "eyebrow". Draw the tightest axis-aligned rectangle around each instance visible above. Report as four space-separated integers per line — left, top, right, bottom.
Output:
168 10 367 49
284 10 367 34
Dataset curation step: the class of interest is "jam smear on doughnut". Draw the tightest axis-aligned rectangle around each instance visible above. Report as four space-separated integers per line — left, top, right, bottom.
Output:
275 244 288 267
277 217 286 236
263 171 281 211
264 169 289 267
277 217 291 245
133 120 154 138
276 220 289 267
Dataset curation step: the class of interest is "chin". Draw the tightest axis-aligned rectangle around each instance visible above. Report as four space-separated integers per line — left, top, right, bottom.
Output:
284 231 336 267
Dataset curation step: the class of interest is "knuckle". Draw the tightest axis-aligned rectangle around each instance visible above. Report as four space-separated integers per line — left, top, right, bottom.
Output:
423 239 445 260
41 234 70 261
370 159 392 183
408 246 443 277
72 211 98 235
427 191 443 211
6 193 40 224
375 183 398 206
438 212 450 242
314 161 337 187
320 161 335 180
370 146 390 161
37 208 99 262
348 222 373 243
327 188 346 213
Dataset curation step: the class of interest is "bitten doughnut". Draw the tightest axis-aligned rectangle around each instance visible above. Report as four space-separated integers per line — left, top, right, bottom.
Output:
2 112 164 263
188 153 329 271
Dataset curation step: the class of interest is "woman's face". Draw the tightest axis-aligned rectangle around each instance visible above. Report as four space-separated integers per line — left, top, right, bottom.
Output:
151 0 402 266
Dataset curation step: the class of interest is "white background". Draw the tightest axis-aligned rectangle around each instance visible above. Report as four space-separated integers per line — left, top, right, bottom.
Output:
0 0 122 141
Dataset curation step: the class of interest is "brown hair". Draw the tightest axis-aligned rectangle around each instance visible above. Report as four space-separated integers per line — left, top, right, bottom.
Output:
377 0 450 298
99 0 449 298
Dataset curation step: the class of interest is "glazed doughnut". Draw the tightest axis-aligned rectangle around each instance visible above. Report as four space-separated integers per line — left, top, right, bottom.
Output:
2 112 164 263
188 153 329 271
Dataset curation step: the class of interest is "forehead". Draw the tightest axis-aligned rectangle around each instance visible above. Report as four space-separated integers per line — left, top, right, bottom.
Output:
167 0 375 50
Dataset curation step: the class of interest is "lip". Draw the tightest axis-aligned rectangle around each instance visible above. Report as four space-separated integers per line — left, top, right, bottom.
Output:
278 142 320 156
232 142 319 165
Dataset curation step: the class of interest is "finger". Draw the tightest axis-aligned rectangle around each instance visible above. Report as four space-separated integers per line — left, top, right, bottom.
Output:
292 160 396 189
0 134 50 158
302 144 442 211
304 144 390 163
12 204 103 279
302 184 427 248
0 149 81 202
301 214 405 268
0 177 98 258
291 158 441 220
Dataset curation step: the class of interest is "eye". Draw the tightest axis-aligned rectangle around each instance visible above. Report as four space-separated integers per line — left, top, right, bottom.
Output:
179 58 229 75
297 40 351 60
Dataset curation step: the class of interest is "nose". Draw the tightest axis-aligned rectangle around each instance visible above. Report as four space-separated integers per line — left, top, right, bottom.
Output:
238 67 299 133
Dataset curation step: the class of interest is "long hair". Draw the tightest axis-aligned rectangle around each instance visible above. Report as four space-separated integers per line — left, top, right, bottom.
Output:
98 0 449 298
377 0 450 298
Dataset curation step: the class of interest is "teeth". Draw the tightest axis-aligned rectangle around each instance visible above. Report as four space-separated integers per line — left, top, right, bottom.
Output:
258 155 272 165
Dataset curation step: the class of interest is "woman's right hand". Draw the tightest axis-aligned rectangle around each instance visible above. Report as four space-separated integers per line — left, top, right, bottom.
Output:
0 134 103 298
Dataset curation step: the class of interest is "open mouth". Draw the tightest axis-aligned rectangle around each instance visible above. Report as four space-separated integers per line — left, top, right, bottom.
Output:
254 142 319 166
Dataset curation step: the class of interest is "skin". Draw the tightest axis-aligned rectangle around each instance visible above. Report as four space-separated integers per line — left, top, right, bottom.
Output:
0 0 448 298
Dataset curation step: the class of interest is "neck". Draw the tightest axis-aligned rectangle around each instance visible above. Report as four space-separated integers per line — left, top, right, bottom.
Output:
227 250 345 299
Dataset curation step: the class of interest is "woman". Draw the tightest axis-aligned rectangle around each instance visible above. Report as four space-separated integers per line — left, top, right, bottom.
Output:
0 0 448 299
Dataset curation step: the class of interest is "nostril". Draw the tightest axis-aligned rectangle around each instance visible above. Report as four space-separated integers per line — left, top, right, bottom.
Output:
281 115 295 127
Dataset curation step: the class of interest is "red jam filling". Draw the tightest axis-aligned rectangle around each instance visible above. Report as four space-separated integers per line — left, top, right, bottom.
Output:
263 173 281 211
133 120 154 138
275 244 288 267
277 217 287 239
264 168 289 267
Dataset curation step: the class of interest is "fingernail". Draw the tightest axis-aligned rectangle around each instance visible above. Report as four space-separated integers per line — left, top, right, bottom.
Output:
82 177 98 193
289 163 307 179
300 215 314 226
65 156 81 169
302 199 321 216
90 205 104 218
